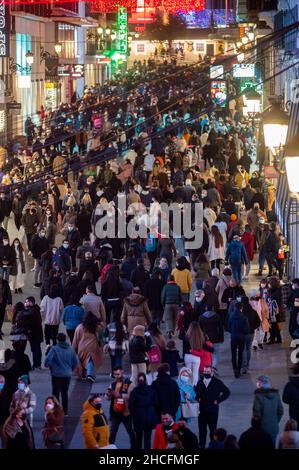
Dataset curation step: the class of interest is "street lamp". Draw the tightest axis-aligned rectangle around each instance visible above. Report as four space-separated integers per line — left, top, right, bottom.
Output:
284 135 299 192
243 87 261 116
263 105 289 149
97 26 103 35
25 51 34 65
54 43 62 55
105 28 111 35
9 51 34 74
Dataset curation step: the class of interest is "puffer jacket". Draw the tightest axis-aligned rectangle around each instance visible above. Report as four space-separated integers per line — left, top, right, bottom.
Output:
161 281 182 305
81 400 109 449
121 293 151 334
253 388 284 437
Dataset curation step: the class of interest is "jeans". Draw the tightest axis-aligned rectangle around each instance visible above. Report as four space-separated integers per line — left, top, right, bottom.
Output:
242 333 254 370
163 304 179 333
109 414 136 449
198 410 218 448
0 267 11 282
231 337 245 373
212 343 221 369
270 322 282 343
52 376 71 414
259 252 266 271
26 233 33 251
175 237 186 257
184 353 201 386
231 263 242 285
195 280 204 290
30 341 42 368
87 358 94 377
34 259 42 284
44 324 59 345
136 429 152 450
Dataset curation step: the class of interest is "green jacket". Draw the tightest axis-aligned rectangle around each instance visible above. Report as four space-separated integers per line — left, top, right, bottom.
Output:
253 388 284 437
161 281 182 306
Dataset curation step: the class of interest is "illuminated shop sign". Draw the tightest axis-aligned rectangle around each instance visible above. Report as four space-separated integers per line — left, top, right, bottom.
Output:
117 6 128 54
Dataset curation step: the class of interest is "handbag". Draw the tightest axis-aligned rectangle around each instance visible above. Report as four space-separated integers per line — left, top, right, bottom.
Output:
6 305 14 322
181 401 199 419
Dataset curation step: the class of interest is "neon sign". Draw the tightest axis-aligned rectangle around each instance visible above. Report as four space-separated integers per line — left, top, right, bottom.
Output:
117 6 128 55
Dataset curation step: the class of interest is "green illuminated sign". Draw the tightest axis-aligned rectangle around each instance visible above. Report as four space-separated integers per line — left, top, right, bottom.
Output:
117 6 128 54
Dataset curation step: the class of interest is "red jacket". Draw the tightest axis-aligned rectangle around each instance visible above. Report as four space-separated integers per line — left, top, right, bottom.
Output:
241 231 255 261
191 340 213 372
153 423 179 449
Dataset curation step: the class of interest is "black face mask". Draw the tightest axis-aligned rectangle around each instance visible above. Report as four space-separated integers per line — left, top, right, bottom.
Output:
20 414 27 421
203 373 212 379
138 381 145 387
94 404 102 410
178 425 185 432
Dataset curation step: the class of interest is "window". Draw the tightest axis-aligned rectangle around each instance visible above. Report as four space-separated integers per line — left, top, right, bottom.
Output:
196 43 205 52
58 24 78 59
136 43 145 54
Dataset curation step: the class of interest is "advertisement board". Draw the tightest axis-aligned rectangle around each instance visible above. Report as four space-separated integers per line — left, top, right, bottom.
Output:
210 80 227 107
232 63 255 78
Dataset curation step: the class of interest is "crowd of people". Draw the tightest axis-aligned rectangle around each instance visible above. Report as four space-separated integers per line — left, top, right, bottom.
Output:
0 60 298 450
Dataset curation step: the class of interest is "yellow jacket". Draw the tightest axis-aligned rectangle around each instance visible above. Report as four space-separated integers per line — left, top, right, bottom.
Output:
81 400 109 449
234 171 249 189
171 268 192 294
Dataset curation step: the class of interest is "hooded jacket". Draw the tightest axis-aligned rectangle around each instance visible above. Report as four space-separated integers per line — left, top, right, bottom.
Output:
161 281 182 306
152 372 181 419
129 334 150 364
121 293 151 334
227 309 250 339
282 376 299 421
128 384 159 432
253 388 284 436
81 400 109 449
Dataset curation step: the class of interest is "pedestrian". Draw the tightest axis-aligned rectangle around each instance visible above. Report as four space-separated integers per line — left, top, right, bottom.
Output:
225 234 248 285
30 228 50 288
106 367 136 449
19 296 43 370
44 332 78 414
163 340 182 378
103 310 128 376
40 285 64 349
266 276 285 344
193 254 211 290
42 396 64 449
79 285 106 327
0 349 20 397
144 270 164 325
215 267 232 325
241 224 254 280
199 306 224 372
128 373 159 450
130 258 150 294
72 312 102 383
282 364 299 425
184 321 210 386
81 393 110 449
9 238 26 294
62 296 85 343
152 412 179 450
194 365 230 449
221 278 245 313
121 286 151 335
151 363 181 419
129 325 150 386
3 407 35 449
208 225 225 271
171 256 192 302
64 222 82 268
253 375 284 444
241 296 261 374
263 222 280 276
239 416 274 449
9 375 36 427
0 273 12 339
161 275 182 338
227 302 250 378
278 419 299 449
0 375 11 447
175 367 196 422
287 278 299 339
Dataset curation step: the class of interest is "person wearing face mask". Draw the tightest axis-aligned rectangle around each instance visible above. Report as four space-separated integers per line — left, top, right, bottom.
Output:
42 396 64 449
195 365 230 449
21 205 40 252
31 228 50 288
0 375 10 447
81 393 110 449
3 406 35 449
0 236 16 282
9 375 36 427
38 208 57 246
152 412 179 449
176 368 196 422
55 241 72 285
10 239 26 294
62 223 82 269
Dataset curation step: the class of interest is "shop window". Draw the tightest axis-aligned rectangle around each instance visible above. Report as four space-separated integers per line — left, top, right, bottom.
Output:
196 43 205 52
136 43 146 54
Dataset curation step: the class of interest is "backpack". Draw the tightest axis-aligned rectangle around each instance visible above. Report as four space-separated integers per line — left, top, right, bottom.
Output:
145 233 157 253
148 345 161 364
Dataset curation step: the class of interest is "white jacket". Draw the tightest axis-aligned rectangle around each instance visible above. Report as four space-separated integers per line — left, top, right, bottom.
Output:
208 234 225 262
40 296 64 325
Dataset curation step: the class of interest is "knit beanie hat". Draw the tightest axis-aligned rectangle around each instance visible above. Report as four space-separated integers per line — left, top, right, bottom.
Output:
19 375 29 386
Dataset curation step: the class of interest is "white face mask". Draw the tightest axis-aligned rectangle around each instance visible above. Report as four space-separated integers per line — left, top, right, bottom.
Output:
180 375 189 383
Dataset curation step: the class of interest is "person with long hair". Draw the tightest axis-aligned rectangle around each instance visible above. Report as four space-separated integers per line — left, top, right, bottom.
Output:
183 322 205 386
104 310 128 376
193 253 211 290
101 265 122 325
3 407 35 449
42 395 64 449
208 225 225 271
10 238 26 294
72 311 102 383
145 322 166 384
171 256 192 302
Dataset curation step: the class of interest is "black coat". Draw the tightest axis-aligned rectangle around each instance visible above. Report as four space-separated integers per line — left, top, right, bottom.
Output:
175 427 199 450
78 260 100 282
63 276 80 304
31 235 50 259
0 359 20 397
128 385 159 432
0 386 11 425
144 277 164 311
129 335 150 364
66 229 82 252
40 277 63 300
199 311 224 344
242 302 261 334
130 266 150 294
152 372 181 419
282 376 299 422
263 231 280 255
0 245 16 267
77 213 92 239
194 376 230 413
239 427 274 449
221 286 246 306
18 305 43 343
0 279 12 305
0 199 12 222
287 288 299 337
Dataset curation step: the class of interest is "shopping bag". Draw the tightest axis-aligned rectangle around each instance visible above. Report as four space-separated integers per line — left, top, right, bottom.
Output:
181 401 199 418
6 305 14 322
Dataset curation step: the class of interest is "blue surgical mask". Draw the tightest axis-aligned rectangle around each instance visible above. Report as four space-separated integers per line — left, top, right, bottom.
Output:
18 383 25 391
181 375 189 383
0 383 4 391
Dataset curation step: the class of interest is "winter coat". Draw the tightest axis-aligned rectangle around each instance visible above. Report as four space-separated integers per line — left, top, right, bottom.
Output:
144 276 164 311
195 376 230 413
171 268 192 294
31 235 50 259
21 211 40 235
242 301 261 334
263 231 280 255
253 388 284 437
10 389 36 416
128 385 159 432
72 323 102 373
249 298 270 333
0 359 20 397
193 260 210 281
121 293 151 334
0 386 11 426
278 431 299 449
175 376 197 421
130 266 150 294
44 342 78 378
153 423 179 450
282 376 299 422
63 305 85 331
241 231 255 261
15 305 43 343
267 287 285 323
80 294 106 325
162 349 182 377
40 295 64 325
227 310 250 339
0 245 16 268
208 235 225 262
0 198 12 222
215 275 231 310
3 416 34 449
225 239 248 265
121 257 137 280
247 209 267 231
129 335 150 364
81 400 109 449
42 406 64 447
239 427 274 449
221 286 246 307
11 246 26 276
65 228 82 252
199 311 224 343
161 281 182 305
78 260 100 282
151 372 181 419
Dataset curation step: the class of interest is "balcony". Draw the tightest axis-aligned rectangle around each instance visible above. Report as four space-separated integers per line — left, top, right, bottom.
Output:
86 43 103 56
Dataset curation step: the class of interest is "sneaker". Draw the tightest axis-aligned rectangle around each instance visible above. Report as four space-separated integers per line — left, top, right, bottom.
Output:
234 370 241 378
18 288 23 293
33 284 40 288
87 375 95 383
258 344 264 350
